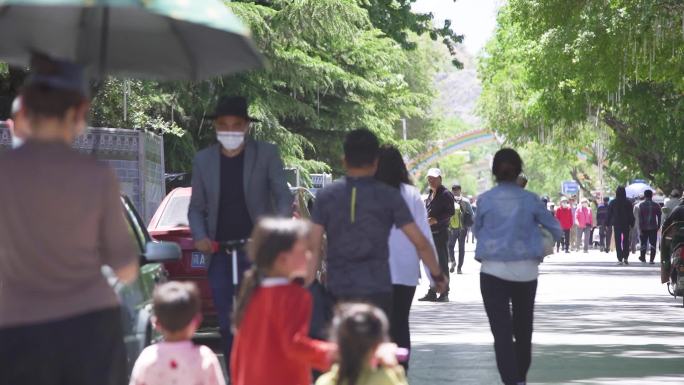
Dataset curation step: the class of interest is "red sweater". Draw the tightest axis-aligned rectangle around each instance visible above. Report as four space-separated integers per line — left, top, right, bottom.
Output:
555 207 573 230
231 282 334 385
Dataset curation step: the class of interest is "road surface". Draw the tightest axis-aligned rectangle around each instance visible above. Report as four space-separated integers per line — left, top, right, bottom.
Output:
408 245 684 384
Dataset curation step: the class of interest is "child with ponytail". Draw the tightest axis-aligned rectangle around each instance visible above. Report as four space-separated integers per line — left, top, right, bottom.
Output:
316 303 408 385
230 218 336 385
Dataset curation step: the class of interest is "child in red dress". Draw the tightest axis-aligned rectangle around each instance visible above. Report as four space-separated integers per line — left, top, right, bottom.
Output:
230 218 336 385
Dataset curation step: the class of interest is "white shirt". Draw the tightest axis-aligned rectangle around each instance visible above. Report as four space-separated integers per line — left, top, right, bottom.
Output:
481 259 540 282
388 184 436 286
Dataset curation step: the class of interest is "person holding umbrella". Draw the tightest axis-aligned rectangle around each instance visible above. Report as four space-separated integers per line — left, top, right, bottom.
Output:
187 96 292 370
0 55 139 385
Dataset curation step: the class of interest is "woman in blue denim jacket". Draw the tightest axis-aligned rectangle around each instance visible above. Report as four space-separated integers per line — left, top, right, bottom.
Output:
473 149 562 385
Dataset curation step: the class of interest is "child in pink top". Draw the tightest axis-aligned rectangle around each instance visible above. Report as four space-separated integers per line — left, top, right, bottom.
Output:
129 282 225 385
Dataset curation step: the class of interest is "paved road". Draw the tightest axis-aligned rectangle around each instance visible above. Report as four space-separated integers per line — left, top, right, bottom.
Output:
408 245 684 384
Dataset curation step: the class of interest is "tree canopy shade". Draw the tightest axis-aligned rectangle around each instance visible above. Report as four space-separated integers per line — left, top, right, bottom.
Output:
80 0 452 175
479 0 684 192
0 0 461 176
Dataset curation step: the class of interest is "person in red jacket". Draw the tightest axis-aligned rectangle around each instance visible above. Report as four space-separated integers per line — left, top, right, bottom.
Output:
555 198 574 253
231 218 336 385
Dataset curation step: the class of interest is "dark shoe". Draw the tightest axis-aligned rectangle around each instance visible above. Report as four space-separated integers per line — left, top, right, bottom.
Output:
436 294 449 303
418 291 437 302
650 261 655 265
624 260 629 265
639 256 646 263
449 262 456 273
457 268 463 274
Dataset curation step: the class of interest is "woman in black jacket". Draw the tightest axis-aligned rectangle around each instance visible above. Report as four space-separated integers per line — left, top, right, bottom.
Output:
606 186 635 265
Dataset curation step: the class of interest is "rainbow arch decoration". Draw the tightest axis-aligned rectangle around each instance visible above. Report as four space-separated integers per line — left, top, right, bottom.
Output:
407 128 497 177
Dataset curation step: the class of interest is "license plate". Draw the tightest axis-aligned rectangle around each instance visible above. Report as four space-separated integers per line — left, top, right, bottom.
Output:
191 252 207 269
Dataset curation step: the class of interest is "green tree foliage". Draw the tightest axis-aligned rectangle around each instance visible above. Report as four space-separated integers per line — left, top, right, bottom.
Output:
358 0 464 68
1 0 456 178
88 0 450 176
479 1 684 192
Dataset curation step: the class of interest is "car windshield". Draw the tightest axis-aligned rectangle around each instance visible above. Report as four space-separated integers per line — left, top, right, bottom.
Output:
157 195 191 228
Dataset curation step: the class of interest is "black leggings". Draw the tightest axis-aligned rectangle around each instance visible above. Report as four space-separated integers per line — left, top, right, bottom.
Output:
481 273 538 385
390 284 416 371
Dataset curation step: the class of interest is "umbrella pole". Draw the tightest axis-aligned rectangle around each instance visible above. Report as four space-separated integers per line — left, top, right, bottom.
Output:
99 6 109 77
92 6 109 157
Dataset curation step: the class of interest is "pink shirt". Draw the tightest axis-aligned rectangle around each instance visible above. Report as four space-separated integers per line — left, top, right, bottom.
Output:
575 207 593 228
130 341 225 385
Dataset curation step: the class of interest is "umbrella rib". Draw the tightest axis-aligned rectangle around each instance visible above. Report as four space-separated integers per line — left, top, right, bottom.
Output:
168 19 197 81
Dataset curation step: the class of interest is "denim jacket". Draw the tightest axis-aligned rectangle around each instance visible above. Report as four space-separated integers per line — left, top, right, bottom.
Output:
473 182 563 262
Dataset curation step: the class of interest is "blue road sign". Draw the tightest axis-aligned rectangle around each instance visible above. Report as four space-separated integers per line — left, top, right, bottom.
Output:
562 180 580 195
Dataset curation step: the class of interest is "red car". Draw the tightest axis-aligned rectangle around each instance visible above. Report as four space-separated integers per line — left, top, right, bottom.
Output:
148 187 315 331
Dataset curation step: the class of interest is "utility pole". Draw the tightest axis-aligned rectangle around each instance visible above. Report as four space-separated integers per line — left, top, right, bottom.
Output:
401 118 407 141
596 130 606 200
123 79 130 123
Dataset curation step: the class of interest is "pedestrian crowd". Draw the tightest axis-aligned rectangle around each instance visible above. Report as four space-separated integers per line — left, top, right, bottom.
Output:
2 54 679 385
546 186 674 266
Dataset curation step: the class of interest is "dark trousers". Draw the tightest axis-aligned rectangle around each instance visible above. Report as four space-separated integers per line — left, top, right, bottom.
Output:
480 273 537 385
390 284 416 371
640 229 658 262
599 225 612 251
335 291 394 321
614 227 631 261
207 250 250 370
448 227 467 269
562 229 571 252
432 227 450 293
0 307 127 385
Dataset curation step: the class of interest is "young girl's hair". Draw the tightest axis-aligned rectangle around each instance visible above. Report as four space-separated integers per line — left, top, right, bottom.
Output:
375 145 412 189
332 303 388 385
233 218 310 328
153 281 201 332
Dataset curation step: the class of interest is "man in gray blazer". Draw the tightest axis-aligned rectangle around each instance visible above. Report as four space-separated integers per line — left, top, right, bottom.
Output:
187 96 292 368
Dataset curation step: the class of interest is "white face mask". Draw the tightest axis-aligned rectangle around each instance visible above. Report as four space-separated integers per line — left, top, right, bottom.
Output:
217 132 245 151
11 135 24 149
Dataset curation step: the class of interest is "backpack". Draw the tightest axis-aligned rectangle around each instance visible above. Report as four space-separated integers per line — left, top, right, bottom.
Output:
457 198 474 228
450 203 462 229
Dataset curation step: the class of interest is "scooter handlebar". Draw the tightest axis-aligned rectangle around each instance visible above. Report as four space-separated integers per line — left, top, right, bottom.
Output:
211 239 250 253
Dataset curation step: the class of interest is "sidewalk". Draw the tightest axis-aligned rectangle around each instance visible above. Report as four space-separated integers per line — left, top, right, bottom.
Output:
408 245 684 384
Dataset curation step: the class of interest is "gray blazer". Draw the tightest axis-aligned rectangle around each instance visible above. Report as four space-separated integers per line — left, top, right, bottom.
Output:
187 137 292 241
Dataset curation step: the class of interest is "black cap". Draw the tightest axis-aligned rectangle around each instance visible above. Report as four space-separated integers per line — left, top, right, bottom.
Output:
451 184 461 190
27 54 88 96
208 96 259 122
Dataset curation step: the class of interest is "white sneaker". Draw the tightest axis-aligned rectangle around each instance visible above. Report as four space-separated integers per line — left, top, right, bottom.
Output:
617 261 624 265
